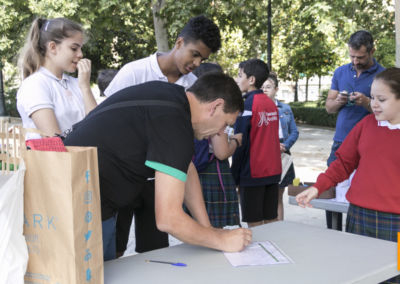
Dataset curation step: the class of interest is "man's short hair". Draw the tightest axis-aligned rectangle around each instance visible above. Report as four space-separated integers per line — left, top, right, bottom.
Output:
238 60 248 70
192 62 223 78
97 69 118 96
242 59 270 89
348 30 374 53
187 73 244 113
178 15 221 53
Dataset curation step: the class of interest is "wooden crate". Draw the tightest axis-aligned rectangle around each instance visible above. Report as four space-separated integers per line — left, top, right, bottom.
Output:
288 182 335 199
0 119 24 173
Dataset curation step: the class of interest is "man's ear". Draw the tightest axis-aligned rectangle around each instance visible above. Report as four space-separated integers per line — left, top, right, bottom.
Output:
210 98 224 116
370 47 376 56
174 37 185 50
249 75 256 86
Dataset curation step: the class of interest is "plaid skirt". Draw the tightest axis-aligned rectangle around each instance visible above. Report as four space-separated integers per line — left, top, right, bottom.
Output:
346 204 400 283
346 204 400 242
199 158 239 228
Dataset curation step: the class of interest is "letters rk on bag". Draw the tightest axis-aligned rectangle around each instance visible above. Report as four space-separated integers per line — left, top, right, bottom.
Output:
23 146 104 283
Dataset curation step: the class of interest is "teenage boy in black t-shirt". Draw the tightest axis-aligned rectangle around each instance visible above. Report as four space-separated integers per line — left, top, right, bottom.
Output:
64 73 252 261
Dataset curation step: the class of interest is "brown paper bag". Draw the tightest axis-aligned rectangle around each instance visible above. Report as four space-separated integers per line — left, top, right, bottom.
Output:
23 146 103 284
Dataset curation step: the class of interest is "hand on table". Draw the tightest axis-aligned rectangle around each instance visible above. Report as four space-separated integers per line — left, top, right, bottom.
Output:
295 186 318 208
219 228 252 252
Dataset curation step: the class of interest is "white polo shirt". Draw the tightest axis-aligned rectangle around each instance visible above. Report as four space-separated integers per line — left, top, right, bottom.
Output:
104 53 197 96
17 67 85 139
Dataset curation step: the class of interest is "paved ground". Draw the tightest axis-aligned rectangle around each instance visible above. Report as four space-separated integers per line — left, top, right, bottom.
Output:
124 124 337 256
284 124 334 227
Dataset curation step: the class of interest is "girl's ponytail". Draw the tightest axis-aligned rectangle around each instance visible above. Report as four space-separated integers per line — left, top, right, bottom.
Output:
18 18 47 79
18 18 84 79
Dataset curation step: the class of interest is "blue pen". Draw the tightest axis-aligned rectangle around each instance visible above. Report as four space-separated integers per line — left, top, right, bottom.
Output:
145 260 187 267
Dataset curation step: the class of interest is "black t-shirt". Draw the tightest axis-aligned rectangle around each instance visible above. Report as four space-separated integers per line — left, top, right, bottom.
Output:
64 81 194 220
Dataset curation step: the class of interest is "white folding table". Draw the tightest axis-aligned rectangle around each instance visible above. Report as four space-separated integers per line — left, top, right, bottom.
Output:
105 221 399 284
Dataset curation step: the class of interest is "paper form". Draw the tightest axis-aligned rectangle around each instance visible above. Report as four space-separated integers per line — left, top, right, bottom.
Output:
224 241 293 267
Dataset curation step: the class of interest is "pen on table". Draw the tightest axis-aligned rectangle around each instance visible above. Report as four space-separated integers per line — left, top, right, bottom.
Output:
145 260 187 267
235 214 242 228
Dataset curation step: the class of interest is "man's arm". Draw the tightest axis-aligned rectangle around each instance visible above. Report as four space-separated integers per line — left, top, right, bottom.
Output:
325 89 347 114
154 170 252 252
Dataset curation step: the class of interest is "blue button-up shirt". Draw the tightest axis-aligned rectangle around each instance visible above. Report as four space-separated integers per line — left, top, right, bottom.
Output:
331 59 385 142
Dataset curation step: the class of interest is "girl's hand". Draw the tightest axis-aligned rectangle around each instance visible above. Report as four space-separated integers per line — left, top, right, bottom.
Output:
295 186 319 208
77 58 97 114
231 133 243 147
77 58 91 91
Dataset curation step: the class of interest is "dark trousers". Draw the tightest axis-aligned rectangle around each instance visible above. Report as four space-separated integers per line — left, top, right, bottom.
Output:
116 180 169 254
326 141 343 231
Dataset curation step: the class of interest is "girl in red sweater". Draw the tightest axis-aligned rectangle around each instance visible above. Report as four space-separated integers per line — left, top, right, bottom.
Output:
296 67 400 242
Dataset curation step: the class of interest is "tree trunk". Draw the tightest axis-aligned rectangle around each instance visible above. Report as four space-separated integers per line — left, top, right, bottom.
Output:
0 67 6 116
294 80 298 102
318 75 322 98
152 0 169 52
396 0 400 67
305 77 309 101
267 0 272 70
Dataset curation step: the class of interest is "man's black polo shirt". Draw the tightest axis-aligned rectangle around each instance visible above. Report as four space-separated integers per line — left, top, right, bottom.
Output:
64 81 194 220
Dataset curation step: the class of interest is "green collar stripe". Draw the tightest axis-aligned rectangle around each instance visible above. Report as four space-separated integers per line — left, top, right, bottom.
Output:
145 160 187 182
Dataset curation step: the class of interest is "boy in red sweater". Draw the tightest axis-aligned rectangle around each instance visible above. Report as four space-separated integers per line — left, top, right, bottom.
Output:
232 59 282 227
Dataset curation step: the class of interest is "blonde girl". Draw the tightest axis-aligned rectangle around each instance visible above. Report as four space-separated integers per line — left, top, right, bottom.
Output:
17 18 97 138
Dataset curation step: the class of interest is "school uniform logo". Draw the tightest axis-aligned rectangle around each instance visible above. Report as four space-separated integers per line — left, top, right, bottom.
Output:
257 111 278 127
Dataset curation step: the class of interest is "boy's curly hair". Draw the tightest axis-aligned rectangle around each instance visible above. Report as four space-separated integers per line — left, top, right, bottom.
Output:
178 15 221 53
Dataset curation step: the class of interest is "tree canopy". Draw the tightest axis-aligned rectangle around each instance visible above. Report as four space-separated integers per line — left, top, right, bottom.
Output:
0 0 395 114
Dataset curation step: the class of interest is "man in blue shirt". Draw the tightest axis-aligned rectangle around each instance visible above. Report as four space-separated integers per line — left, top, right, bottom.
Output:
325 30 385 230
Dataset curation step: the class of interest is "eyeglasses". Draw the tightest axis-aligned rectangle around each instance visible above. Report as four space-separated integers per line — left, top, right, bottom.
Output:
262 85 275 90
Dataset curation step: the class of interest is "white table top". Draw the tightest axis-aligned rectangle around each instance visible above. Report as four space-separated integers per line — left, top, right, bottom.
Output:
289 195 350 213
104 221 398 284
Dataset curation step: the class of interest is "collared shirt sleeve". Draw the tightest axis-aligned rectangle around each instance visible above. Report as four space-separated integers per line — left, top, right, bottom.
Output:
331 68 340 91
17 74 54 116
104 63 139 97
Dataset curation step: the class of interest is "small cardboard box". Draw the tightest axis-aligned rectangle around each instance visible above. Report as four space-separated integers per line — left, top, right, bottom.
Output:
288 182 335 199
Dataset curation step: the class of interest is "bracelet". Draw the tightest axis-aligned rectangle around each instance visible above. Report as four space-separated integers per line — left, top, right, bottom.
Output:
231 137 240 147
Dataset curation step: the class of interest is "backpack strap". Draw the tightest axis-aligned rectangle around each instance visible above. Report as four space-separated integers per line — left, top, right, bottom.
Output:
88 99 185 118
71 99 186 136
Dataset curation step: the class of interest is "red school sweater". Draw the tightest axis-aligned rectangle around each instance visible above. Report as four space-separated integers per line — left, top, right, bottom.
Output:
314 114 400 214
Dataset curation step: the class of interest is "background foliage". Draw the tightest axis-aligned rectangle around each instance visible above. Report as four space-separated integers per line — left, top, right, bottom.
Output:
0 0 396 117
